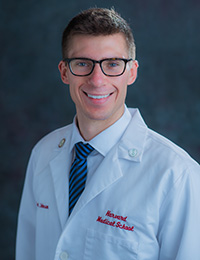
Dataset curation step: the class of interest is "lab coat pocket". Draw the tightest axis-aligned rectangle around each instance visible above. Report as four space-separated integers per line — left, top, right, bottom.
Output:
84 229 138 260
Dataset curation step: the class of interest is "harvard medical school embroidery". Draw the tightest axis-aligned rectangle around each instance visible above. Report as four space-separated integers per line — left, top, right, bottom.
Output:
96 210 134 232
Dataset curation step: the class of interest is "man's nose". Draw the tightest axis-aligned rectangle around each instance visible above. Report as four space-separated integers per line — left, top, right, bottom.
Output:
87 63 106 86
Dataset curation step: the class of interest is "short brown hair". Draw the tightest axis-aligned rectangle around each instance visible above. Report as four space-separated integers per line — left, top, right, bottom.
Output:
62 8 136 59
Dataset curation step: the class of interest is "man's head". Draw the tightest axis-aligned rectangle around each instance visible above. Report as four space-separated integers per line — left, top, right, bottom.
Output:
62 7 136 59
59 8 138 140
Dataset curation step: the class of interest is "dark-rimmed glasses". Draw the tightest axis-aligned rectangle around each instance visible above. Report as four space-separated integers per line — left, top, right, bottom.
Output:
63 57 133 77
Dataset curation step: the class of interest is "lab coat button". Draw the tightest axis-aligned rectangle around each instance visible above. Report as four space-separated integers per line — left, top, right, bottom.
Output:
128 148 138 157
60 251 69 260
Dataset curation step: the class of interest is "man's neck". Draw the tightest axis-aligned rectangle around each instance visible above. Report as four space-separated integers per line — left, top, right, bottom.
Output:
76 112 124 141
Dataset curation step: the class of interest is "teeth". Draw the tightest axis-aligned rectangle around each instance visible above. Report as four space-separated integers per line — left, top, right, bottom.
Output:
87 94 110 99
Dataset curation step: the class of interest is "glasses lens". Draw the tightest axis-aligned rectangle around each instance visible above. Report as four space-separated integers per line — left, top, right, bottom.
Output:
70 59 93 76
102 59 125 76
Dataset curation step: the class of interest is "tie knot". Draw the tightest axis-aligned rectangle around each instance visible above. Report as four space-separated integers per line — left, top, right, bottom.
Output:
75 142 94 160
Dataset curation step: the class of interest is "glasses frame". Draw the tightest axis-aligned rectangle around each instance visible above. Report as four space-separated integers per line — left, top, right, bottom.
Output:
63 57 133 77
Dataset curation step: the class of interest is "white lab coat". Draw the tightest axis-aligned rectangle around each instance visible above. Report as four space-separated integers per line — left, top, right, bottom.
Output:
16 108 200 260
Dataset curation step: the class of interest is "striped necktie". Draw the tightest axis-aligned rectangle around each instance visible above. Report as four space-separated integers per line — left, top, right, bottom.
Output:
69 142 94 215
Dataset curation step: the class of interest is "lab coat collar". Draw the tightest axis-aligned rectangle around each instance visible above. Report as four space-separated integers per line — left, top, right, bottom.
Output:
118 108 148 162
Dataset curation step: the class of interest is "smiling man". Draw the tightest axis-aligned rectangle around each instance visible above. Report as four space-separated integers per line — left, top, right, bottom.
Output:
16 7 200 260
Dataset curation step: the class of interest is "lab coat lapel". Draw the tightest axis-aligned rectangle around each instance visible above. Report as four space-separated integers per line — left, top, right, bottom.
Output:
50 145 71 229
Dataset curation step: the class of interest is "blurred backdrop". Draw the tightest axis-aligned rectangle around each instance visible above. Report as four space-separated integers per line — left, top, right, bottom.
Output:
1 0 200 259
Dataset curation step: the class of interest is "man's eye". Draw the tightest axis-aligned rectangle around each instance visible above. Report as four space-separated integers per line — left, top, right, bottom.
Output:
108 62 119 67
104 60 122 68
76 62 88 67
110 63 117 67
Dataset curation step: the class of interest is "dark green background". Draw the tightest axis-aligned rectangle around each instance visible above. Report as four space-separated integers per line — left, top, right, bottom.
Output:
1 0 200 259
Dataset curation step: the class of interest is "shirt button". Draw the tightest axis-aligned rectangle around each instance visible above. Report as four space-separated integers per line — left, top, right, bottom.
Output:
60 251 69 260
128 148 138 157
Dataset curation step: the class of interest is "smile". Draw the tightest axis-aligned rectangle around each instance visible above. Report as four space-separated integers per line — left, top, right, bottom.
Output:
87 93 110 99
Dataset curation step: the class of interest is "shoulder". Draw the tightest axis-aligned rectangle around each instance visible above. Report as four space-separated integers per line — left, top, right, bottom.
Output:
147 128 197 165
147 129 187 157
136 116 200 199
144 128 200 188
127 108 199 174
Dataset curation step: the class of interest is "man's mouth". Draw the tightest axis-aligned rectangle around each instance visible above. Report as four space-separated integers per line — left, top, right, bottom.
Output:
87 93 110 99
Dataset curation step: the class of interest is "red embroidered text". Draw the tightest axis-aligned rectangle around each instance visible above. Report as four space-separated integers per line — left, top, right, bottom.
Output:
96 210 134 232
37 203 49 209
116 221 134 231
97 216 116 227
106 210 127 222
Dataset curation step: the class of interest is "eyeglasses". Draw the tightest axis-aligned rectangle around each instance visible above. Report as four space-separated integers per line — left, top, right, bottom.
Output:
63 57 133 77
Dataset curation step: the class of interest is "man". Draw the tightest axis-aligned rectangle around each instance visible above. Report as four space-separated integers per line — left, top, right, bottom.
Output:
16 7 200 260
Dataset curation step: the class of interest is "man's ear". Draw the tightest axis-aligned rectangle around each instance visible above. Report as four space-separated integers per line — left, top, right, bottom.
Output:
127 60 139 85
58 60 69 84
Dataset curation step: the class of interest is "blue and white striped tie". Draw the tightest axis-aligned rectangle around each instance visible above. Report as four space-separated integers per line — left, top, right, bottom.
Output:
69 142 94 215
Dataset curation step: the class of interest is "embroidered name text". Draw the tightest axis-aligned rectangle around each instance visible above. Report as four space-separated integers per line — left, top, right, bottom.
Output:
37 203 49 209
96 210 134 232
106 210 127 222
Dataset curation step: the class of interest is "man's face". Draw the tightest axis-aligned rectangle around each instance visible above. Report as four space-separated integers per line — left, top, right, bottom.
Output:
59 33 138 130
